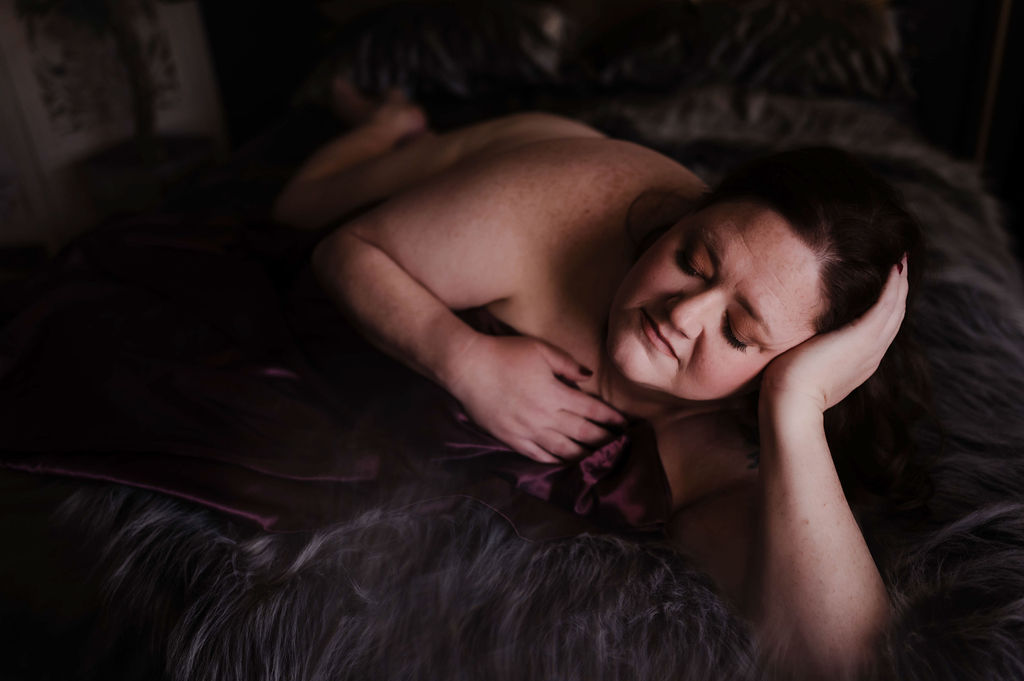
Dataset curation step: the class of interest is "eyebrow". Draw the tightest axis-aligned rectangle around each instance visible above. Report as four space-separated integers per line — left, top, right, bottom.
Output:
698 226 777 346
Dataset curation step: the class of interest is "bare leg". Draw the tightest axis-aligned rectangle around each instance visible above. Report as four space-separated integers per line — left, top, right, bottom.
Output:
273 82 604 230
290 80 429 183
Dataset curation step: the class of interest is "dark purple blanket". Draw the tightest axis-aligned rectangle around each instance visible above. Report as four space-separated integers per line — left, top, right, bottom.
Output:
0 215 672 540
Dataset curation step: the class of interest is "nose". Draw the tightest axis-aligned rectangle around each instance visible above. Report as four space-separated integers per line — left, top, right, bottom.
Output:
665 289 718 341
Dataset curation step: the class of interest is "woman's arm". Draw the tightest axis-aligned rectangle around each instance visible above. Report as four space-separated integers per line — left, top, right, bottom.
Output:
313 225 484 389
311 138 681 459
273 126 456 230
272 86 433 229
274 111 610 231
748 256 909 677
752 395 889 677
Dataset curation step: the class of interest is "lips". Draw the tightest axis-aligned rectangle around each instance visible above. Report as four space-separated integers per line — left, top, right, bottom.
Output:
640 309 677 360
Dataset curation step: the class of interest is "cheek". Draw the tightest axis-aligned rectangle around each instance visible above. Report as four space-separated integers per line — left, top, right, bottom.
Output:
616 243 678 306
607 330 645 387
605 309 634 364
685 350 771 395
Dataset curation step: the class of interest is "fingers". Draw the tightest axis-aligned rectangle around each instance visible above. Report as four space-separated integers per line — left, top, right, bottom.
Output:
516 440 563 465
511 432 586 464
835 257 909 376
523 409 622 464
501 337 631 464
535 341 593 383
532 340 626 423
887 253 909 301
559 385 627 427
889 253 909 299
514 397 626 464
849 256 909 336
536 430 588 460
552 412 619 447
879 255 910 340
544 391 628 460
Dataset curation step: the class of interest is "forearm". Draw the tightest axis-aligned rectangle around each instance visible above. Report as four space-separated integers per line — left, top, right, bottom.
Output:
751 393 889 677
311 226 481 392
296 121 399 184
273 122 400 229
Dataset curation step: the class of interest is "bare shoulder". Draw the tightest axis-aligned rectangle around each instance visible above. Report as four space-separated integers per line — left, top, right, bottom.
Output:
449 112 702 187
342 134 704 311
485 136 706 208
450 135 707 273
473 138 704 327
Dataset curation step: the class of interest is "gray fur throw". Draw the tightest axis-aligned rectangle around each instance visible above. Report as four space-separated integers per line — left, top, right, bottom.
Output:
14 86 1023 681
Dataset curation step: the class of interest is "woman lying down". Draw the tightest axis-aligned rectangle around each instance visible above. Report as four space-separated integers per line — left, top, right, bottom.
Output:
274 83 931 678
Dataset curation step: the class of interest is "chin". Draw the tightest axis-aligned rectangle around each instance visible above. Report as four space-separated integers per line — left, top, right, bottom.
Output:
611 339 755 404
609 336 660 387
610 338 691 399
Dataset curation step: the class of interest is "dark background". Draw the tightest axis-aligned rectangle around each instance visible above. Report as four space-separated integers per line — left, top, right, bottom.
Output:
894 0 1023 263
3 1 1019 273
196 0 1024 265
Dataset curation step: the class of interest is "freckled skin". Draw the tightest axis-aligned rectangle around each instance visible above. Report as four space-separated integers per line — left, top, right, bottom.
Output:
606 200 826 404
296 106 900 673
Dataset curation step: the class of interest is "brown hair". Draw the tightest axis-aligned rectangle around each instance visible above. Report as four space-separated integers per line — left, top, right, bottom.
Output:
628 147 939 515
695 146 937 514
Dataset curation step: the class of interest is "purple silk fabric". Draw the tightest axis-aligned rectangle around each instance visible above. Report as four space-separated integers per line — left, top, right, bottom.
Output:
0 216 672 540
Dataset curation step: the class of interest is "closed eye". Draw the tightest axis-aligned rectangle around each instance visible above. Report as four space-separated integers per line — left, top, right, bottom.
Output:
722 313 748 351
675 248 700 277
676 249 749 352
675 246 749 350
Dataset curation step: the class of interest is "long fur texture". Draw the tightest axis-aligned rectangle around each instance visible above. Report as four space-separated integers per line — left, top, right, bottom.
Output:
56 486 754 681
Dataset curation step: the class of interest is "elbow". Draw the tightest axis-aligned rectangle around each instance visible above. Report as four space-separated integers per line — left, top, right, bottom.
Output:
311 226 364 289
807 612 890 681
809 632 886 681
827 617 888 681
757 595 890 680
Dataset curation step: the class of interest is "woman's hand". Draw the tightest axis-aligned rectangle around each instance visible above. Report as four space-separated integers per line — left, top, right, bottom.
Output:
447 334 628 464
760 255 909 413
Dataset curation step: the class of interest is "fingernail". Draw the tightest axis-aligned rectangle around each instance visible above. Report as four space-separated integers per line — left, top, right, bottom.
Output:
580 366 593 377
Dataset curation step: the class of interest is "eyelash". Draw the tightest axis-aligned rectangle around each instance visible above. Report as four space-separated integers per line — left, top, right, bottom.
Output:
674 249 749 352
721 315 748 351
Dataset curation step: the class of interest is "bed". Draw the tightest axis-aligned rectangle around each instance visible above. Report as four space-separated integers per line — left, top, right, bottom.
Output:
2 1 1024 679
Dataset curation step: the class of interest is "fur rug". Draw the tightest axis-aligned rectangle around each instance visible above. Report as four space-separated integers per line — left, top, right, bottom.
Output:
21 85 1023 681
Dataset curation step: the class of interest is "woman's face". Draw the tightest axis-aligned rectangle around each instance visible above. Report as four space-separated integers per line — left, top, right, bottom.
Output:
607 200 827 402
